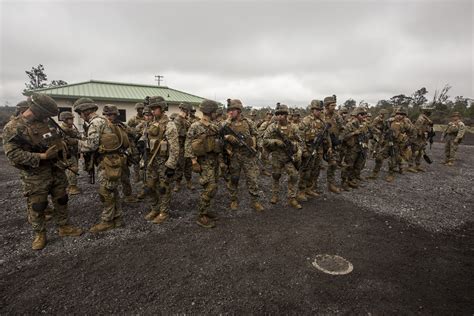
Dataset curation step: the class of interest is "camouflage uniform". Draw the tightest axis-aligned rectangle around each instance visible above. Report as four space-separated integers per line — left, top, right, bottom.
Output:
442 112 466 165
3 93 82 250
185 100 222 228
173 104 193 190
324 97 345 193
263 104 304 209
142 96 179 224
408 110 433 171
256 112 274 175
59 112 81 194
368 110 388 159
127 103 145 183
221 99 263 211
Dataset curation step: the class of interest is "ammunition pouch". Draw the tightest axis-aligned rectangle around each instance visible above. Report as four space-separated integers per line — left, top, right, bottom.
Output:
191 134 220 157
100 153 124 181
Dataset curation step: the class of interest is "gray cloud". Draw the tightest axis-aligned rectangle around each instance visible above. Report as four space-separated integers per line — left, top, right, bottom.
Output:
1 0 472 107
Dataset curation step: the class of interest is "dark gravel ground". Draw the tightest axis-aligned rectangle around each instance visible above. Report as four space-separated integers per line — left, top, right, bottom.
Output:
0 142 473 314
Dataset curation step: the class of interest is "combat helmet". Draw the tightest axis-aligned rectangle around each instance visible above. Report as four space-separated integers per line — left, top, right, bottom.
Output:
275 103 289 115
179 102 192 112
395 107 408 116
143 106 152 116
148 96 168 111
216 107 224 116
135 102 144 110
200 99 219 114
28 93 59 118
323 96 337 107
59 111 74 121
103 104 119 115
379 109 389 115
73 97 97 114
16 100 30 111
227 99 244 111
351 107 368 116
308 99 323 111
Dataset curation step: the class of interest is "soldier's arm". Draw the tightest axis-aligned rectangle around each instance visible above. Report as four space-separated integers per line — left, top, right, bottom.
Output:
164 121 180 169
341 121 357 140
2 123 41 168
79 118 102 152
262 124 278 148
455 122 466 142
184 123 198 159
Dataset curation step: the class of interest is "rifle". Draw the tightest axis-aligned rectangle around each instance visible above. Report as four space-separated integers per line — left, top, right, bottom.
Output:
274 128 300 170
219 124 263 165
357 128 369 160
427 124 436 150
303 122 331 168
83 152 96 184
137 122 150 181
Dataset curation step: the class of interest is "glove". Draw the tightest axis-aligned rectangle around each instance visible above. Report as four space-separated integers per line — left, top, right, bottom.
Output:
40 145 59 160
274 139 285 147
224 134 239 145
192 161 202 173
165 167 175 178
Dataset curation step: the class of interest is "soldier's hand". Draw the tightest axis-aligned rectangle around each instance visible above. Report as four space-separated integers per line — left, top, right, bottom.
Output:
165 167 175 178
273 139 285 147
224 134 239 144
39 145 59 160
192 161 202 173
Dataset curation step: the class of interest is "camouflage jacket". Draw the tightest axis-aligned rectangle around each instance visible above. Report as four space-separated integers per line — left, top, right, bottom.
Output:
79 114 109 153
185 117 221 160
220 117 258 154
173 114 191 143
300 115 331 153
60 122 81 155
414 114 433 136
324 110 345 143
341 117 368 148
263 122 303 156
127 115 145 129
148 114 179 169
442 120 466 142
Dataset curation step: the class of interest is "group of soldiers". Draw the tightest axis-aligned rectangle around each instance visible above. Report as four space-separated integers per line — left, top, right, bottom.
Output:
2 93 467 250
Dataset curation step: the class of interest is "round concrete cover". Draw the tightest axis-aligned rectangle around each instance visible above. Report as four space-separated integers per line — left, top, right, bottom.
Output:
312 254 353 275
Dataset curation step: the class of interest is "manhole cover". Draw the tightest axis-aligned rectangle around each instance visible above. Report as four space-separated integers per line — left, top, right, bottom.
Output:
312 254 353 275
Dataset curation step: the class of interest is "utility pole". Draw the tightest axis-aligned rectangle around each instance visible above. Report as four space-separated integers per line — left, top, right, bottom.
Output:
155 75 164 86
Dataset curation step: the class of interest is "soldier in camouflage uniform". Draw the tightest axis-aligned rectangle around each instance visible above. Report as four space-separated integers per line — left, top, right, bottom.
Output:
185 100 222 228
220 99 264 212
127 102 146 183
263 103 304 209
173 103 194 192
340 107 368 190
3 93 82 250
215 107 225 123
407 107 434 172
368 109 389 159
257 110 274 176
189 106 199 124
75 98 127 232
323 96 344 193
441 112 466 166
142 96 179 224
12 100 30 119
297 100 331 201
59 111 81 195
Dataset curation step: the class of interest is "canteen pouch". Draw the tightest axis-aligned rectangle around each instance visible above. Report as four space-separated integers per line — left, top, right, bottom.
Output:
101 154 123 181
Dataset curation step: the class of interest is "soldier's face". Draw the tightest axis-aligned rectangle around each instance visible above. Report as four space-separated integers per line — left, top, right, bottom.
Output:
228 109 239 120
328 103 337 112
153 107 162 117
144 114 153 121
276 113 287 123
137 109 143 116
312 109 321 117
65 118 74 126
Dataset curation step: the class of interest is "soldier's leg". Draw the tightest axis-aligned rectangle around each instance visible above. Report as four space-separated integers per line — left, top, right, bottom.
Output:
448 140 458 164
174 147 185 189
309 153 322 192
121 163 137 202
89 168 119 233
153 161 172 224
227 156 242 208
297 154 312 200
353 151 366 181
242 156 264 211
270 158 283 204
285 162 301 209
133 163 141 183
196 156 218 227
144 167 160 220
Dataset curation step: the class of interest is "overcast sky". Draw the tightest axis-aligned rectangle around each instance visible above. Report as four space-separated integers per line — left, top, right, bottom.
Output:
1 0 472 108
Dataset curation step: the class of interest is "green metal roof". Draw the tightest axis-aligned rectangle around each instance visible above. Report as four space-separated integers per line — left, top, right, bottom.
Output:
23 80 206 104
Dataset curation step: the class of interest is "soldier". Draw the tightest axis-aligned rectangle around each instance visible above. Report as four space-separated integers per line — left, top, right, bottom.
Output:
323 96 344 193
13 100 30 118
220 99 264 212
173 103 194 192
58 111 81 195
189 106 199 124
185 100 222 228
263 103 304 209
215 107 225 123
441 112 465 166
127 102 146 183
257 110 274 176
3 93 82 250
407 107 434 172
369 109 389 159
297 100 331 201
340 107 368 190
102 105 138 203
248 109 259 124
142 96 179 224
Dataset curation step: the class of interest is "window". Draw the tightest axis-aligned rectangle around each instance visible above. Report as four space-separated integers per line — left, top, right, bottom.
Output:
118 109 126 122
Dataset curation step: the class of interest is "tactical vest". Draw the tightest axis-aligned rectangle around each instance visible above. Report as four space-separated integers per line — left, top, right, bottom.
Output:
303 116 325 143
148 115 170 157
226 118 254 148
98 118 127 154
446 122 460 135
191 120 221 157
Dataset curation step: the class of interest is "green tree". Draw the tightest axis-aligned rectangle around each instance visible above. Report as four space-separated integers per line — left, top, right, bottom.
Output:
412 87 428 107
23 64 68 93
343 99 356 109
390 94 412 107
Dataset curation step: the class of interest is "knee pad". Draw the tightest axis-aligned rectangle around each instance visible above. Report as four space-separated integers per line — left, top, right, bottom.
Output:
56 195 69 205
32 201 48 212
230 175 239 185
272 173 281 180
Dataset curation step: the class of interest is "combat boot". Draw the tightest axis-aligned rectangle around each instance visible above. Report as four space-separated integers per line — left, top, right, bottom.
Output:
152 212 169 224
114 217 125 228
124 195 139 203
327 183 341 194
415 165 426 172
230 200 239 211
385 174 395 182
173 181 182 192
252 201 265 212
348 180 359 189
270 194 279 204
367 171 379 180
341 182 351 191
306 188 320 197
288 198 302 209
406 166 418 173
186 180 195 190
296 191 308 202
68 185 81 195
90 221 115 233
196 215 215 228
144 210 159 221
58 225 83 237
32 232 46 250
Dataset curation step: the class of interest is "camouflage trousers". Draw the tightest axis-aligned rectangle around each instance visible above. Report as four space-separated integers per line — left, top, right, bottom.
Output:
409 136 427 167
196 154 219 215
21 166 69 233
299 150 322 191
373 142 403 175
327 145 344 185
175 145 192 182
120 162 133 197
227 151 261 202
65 155 79 186
444 136 459 163
271 152 299 199
342 146 365 182
145 157 172 214
133 163 141 182
97 163 123 223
